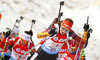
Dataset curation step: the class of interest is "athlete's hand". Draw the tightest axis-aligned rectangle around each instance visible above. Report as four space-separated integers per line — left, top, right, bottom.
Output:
49 28 57 37
83 23 89 31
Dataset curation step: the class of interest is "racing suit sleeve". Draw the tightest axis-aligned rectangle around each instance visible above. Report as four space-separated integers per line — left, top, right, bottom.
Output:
69 29 86 44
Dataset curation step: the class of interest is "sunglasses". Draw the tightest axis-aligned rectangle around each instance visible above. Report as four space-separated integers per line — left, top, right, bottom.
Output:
61 27 70 32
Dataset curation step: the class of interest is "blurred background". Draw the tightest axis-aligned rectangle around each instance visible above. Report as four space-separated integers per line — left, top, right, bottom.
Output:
0 0 100 60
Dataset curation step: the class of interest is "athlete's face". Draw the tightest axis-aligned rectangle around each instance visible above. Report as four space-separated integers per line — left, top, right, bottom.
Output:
60 26 70 35
21 38 28 45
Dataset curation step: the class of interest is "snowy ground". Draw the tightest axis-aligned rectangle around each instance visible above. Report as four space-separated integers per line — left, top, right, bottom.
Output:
0 0 100 60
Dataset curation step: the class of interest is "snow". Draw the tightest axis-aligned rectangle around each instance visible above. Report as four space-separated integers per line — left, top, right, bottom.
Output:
0 0 100 60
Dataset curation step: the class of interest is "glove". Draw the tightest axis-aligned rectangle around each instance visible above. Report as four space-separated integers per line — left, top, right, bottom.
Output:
4 28 11 38
83 23 89 31
49 28 57 37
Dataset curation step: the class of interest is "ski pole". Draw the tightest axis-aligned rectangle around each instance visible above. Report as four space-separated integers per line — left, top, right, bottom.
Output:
74 36 83 60
0 38 9 60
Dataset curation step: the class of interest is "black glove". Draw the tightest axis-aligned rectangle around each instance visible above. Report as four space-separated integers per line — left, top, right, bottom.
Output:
83 23 89 31
49 28 57 37
4 28 11 38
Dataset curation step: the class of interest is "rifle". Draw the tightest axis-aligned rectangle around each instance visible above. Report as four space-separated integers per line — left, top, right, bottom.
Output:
12 16 23 37
12 16 23 30
48 1 64 29
30 19 36 44
74 16 93 60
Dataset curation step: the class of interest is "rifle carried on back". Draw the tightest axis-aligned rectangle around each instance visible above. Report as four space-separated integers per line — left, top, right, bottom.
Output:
48 1 64 29
74 16 93 60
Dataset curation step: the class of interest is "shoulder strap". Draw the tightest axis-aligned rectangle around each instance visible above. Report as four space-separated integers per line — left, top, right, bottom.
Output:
66 40 70 50
65 32 70 51
28 40 30 50
66 32 69 38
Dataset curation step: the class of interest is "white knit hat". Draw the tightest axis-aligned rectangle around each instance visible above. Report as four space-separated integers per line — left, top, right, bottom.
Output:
21 32 31 41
